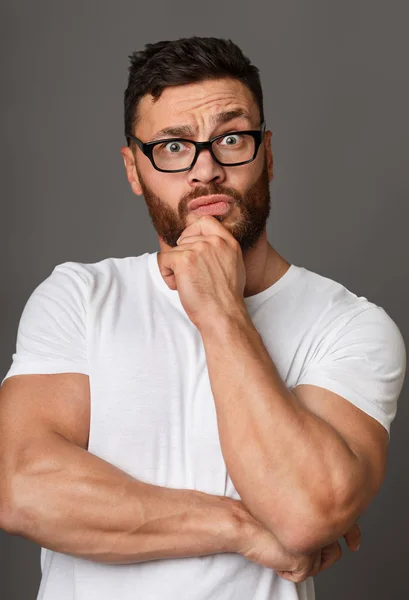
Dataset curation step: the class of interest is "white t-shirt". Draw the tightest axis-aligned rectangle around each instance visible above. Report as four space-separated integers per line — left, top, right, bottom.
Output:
2 252 406 600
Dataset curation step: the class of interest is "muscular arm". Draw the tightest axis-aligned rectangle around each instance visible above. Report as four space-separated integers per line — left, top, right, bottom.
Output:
200 310 388 555
0 373 241 564
0 372 357 579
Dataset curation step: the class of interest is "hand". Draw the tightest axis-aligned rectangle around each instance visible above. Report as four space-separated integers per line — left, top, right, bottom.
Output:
157 215 247 330
233 501 361 582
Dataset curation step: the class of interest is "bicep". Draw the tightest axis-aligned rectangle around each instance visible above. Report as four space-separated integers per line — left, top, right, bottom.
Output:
0 262 91 451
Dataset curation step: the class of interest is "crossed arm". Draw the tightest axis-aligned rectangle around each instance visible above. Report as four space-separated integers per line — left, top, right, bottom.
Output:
200 307 388 555
0 369 361 580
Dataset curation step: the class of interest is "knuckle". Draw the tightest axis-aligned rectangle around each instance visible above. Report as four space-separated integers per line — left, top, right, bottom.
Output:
212 235 224 248
182 249 196 265
293 558 311 579
232 237 240 251
199 215 213 224
196 240 208 252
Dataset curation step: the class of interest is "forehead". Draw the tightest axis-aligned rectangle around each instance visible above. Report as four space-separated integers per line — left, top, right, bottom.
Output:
136 77 259 137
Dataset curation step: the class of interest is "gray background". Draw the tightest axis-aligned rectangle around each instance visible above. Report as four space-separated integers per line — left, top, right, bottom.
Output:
1 0 408 598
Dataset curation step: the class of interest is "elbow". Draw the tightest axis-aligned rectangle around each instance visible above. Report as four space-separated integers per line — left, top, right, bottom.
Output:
275 487 361 556
281 502 360 556
253 458 371 555
281 518 338 556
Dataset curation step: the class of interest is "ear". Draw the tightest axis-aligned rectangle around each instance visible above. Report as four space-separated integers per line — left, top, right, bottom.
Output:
120 146 143 196
264 130 274 182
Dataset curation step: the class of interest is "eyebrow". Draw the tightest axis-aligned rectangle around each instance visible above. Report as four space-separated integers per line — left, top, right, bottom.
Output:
150 109 253 141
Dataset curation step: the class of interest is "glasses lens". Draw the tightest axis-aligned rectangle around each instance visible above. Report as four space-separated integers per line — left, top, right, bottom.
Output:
152 133 256 171
212 133 255 165
153 140 196 171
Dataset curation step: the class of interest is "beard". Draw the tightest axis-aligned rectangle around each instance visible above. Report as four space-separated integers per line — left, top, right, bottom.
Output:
135 157 271 251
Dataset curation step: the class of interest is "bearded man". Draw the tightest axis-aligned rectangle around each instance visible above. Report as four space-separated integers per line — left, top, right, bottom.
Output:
0 36 406 600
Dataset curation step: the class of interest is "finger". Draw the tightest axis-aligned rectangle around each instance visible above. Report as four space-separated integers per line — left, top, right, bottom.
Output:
275 571 295 582
303 550 325 579
157 241 218 290
275 569 310 583
344 522 361 552
276 551 321 583
277 541 343 582
156 246 192 290
318 541 342 574
177 234 226 248
178 215 237 247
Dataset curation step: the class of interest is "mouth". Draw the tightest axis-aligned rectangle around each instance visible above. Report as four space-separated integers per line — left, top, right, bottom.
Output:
188 194 234 213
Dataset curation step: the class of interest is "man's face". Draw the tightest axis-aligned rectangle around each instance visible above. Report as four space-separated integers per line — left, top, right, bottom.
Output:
121 77 273 251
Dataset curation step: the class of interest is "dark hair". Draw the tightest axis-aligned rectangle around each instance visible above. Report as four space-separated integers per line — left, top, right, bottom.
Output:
124 36 264 143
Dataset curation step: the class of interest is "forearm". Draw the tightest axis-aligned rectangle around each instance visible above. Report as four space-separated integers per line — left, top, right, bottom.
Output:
200 310 362 552
6 433 239 564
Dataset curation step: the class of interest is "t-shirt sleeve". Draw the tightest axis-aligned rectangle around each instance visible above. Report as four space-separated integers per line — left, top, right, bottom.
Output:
1 262 89 385
293 306 407 438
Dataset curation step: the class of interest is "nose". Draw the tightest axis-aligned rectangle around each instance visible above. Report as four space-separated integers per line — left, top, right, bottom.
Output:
186 147 226 185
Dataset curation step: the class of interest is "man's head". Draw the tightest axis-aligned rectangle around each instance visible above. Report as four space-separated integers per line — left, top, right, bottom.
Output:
121 37 273 251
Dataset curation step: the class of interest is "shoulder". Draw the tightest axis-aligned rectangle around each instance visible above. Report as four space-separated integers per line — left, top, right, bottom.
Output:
295 265 388 331
45 253 150 292
294 263 406 369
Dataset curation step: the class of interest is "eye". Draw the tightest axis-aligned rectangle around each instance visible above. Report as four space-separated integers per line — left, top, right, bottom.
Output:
160 141 187 153
219 134 242 146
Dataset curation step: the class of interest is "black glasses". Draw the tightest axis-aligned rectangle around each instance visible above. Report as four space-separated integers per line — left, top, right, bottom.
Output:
126 122 266 173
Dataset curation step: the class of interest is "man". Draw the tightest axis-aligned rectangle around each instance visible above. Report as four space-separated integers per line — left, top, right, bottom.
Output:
0 36 406 600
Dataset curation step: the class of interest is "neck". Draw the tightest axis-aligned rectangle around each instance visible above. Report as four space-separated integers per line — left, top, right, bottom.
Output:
239 229 291 298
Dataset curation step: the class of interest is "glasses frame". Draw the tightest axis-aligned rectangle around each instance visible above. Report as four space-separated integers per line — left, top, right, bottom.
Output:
126 121 266 173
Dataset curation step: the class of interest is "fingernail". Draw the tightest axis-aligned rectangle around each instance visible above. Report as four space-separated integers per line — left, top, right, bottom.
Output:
356 544 360 551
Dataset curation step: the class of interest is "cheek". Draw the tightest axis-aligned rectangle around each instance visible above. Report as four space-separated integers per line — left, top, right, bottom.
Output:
229 165 261 193
158 179 183 206
145 172 183 208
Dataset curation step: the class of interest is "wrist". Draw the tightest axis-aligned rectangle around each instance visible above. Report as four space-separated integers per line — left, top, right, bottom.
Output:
197 303 253 340
188 491 249 554
224 498 261 555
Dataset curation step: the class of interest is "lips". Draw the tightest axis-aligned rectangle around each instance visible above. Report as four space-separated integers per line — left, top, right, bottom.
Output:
188 194 234 212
